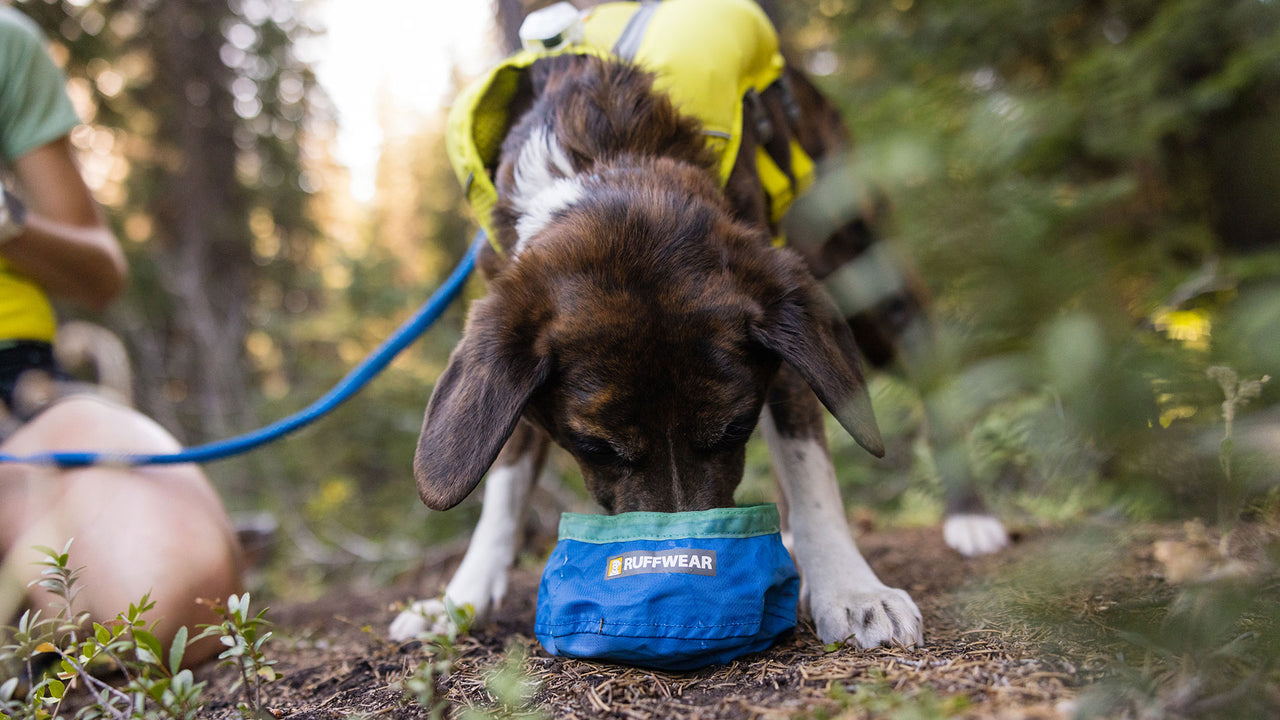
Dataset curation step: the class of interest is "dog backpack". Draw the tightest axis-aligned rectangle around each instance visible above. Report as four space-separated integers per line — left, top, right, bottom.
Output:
446 0 815 250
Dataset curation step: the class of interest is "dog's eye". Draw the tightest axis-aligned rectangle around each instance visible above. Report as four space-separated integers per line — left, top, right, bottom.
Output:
721 421 755 444
571 436 627 466
705 414 758 451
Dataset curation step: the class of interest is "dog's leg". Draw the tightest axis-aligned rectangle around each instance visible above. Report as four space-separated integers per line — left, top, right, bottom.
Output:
898 325 1011 558
933 415 1011 557
777 67 1010 557
789 194 1009 556
440 421 547 613
389 420 548 641
762 368 923 648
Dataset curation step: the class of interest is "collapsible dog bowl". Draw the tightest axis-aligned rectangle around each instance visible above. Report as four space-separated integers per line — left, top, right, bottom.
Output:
535 504 798 671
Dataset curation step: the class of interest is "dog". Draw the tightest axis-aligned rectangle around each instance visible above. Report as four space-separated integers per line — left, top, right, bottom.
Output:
391 0 1001 649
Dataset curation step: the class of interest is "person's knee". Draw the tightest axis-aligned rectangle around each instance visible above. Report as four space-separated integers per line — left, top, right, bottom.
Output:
11 508 244 667
140 541 244 667
3 395 181 455
1 399 245 667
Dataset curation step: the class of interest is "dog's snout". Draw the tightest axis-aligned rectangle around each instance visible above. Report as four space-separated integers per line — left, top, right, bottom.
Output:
596 444 742 515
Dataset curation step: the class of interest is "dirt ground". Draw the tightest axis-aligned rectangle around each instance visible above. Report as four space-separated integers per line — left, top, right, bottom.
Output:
186 522 1172 720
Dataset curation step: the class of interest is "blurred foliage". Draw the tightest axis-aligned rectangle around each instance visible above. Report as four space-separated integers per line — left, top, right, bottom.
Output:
16 0 480 595
773 2 1280 714
765 0 1280 526
961 520 1280 718
820 668 971 719
20 0 328 453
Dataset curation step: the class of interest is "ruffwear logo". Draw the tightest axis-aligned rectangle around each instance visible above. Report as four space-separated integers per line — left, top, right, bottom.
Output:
604 549 717 579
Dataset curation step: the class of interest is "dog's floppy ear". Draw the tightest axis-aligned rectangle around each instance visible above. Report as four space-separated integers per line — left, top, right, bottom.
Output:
750 269 885 458
414 294 551 510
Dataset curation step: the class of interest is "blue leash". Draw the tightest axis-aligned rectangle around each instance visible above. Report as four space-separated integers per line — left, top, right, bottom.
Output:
0 233 482 468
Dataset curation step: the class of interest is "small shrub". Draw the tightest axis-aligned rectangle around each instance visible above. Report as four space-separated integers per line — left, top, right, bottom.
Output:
0 542 205 720
396 599 476 719
1 544 279 720
193 593 278 717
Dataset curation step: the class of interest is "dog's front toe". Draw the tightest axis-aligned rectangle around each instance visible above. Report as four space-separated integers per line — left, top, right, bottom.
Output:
943 513 1009 557
389 598 460 642
812 586 924 649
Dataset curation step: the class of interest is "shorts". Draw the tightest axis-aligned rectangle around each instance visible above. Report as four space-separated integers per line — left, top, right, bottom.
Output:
0 340 67 425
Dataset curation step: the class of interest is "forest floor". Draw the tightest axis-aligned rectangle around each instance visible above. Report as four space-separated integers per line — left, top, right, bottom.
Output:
188 520 1203 720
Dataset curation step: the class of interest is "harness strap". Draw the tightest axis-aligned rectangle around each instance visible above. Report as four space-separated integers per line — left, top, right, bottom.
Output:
612 0 661 60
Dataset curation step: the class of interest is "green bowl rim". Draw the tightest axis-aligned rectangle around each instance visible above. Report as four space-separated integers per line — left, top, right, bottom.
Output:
557 503 782 543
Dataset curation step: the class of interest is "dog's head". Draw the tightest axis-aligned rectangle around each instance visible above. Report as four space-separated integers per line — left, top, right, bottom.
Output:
414 159 882 514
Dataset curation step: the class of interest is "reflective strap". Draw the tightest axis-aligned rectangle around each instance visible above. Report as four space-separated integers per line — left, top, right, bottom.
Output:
757 138 816 229
612 0 662 60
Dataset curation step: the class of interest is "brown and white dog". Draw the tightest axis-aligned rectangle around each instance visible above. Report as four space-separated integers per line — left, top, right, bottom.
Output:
390 5 999 649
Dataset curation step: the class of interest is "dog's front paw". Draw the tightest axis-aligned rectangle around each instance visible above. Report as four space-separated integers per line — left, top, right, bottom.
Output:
389 598 460 642
943 513 1009 557
810 585 923 649
389 559 509 642
388 595 480 642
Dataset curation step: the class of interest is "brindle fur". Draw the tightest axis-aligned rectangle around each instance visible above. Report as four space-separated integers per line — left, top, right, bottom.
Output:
415 55 882 515
400 48 929 649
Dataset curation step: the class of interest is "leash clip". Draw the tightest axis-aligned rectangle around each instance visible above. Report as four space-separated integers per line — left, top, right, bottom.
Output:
519 2 585 53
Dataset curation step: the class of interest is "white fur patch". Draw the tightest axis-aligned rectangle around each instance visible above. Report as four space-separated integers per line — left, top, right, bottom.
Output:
509 125 584 256
821 244 907 316
760 409 923 648
388 598 453 641
513 177 587 254
943 513 1009 557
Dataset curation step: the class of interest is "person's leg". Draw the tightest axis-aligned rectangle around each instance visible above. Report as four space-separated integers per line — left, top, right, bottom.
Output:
0 395 243 666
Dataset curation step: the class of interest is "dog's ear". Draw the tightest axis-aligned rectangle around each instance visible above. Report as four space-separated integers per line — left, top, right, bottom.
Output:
414 294 551 510
749 265 885 458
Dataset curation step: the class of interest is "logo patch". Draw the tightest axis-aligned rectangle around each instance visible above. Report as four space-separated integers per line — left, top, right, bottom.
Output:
604 549 717 579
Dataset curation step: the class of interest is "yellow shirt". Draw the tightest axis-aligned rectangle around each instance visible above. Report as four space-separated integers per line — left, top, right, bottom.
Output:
0 6 81 343
0 257 57 342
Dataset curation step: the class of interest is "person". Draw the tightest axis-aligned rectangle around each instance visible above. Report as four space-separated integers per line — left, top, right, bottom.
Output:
0 4 242 665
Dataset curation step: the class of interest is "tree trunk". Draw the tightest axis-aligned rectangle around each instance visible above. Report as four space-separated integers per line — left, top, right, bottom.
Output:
141 0 253 443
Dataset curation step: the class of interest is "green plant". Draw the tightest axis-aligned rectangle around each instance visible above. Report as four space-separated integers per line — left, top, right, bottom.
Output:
193 593 278 717
0 542 206 720
1072 572 1280 719
396 599 475 719
817 669 969 720
1 545 285 720
458 643 545 720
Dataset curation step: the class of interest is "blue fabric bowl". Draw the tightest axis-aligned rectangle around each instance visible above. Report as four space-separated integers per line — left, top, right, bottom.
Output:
534 504 798 671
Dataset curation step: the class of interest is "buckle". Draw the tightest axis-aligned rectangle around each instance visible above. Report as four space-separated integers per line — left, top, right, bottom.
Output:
519 2 585 53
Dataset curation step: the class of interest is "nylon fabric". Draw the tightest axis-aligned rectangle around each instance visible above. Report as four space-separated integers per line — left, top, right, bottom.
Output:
535 504 799 670
0 260 56 343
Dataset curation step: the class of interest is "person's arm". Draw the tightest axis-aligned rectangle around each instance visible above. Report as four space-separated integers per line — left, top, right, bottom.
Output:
0 136 126 312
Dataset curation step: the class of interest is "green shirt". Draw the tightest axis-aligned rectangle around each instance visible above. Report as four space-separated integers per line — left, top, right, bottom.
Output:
0 5 78 342
0 5 81 163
